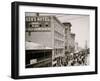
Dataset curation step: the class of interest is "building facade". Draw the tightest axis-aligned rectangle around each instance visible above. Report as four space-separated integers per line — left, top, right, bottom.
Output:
63 22 75 54
70 33 75 52
52 16 65 66
25 15 65 67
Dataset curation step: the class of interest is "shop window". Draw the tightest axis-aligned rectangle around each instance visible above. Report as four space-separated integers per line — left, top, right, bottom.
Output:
45 24 48 27
65 46 67 49
30 24 32 27
39 24 42 27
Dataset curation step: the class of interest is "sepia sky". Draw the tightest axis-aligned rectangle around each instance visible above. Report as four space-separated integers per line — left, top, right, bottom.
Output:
57 15 90 49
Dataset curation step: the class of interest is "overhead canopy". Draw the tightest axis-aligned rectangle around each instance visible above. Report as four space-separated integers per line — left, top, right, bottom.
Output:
25 41 52 50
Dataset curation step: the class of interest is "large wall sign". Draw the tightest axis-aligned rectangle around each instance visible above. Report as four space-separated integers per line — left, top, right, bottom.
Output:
25 16 51 32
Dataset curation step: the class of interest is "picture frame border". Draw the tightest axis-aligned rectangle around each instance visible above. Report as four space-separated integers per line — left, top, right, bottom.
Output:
11 1 98 79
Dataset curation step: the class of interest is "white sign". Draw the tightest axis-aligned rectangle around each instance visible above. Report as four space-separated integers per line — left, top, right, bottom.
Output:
30 59 37 64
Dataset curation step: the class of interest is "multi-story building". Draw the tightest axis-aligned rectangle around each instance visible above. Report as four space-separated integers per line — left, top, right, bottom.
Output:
52 17 65 66
70 33 75 52
63 22 75 54
25 15 65 67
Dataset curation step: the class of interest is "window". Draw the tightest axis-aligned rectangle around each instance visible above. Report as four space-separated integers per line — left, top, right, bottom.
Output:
39 24 42 27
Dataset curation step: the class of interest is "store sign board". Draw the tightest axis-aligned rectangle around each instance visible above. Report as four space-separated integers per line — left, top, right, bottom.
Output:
25 16 51 32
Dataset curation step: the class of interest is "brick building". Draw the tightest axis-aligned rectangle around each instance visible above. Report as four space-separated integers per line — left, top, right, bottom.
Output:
63 22 75 54
25 15 65 67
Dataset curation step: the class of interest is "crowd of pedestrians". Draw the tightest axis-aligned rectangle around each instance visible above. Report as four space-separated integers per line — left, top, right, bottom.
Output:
55 49 89 67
